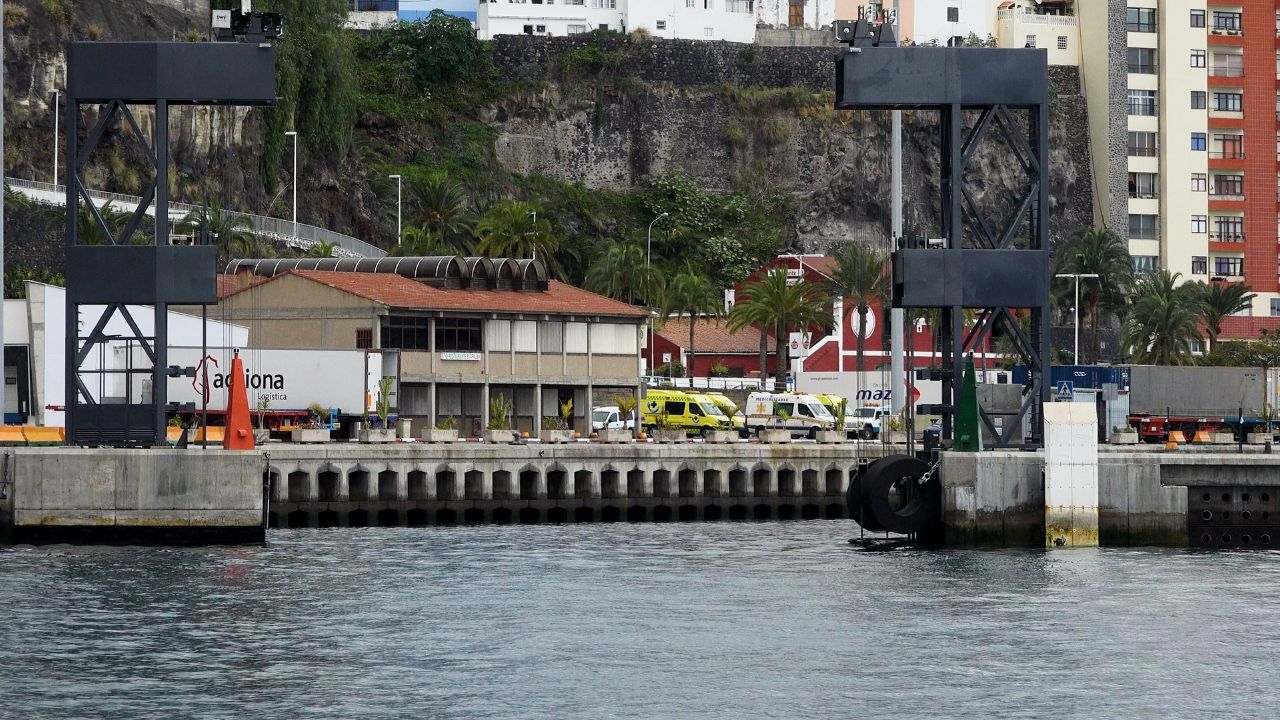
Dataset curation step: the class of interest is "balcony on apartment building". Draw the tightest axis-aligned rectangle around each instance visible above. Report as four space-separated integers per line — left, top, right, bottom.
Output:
1208 64 1244 78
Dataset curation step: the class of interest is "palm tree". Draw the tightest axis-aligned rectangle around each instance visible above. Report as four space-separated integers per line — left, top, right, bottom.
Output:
178 199 257 259
391 226 444 257
1188 280 1256 353
406 175 474 254
1122 270 1202 365
474 200 560 271
662 269 723 378
1053 227 1133 363
728 268 827 386
308 241 338 258
825 244 889 374
584 242 662 306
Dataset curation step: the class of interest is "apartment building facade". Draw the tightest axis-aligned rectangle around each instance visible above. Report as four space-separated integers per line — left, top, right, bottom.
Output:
1078 1 1280 328
477 0 758 42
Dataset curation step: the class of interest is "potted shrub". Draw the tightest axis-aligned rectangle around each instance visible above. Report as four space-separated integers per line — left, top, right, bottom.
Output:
881 414 909 444
484 392 516 443
1110 425 1139 445
540 398 576 443
816 397 847 444
757 410 792 444
254 396 272 444
653 410 687 444
359 377 397 443
291 406 331 443
599 394 636 443
422 416 459 443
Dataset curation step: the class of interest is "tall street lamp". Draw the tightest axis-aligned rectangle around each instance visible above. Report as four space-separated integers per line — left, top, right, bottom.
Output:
285 130 298 239
646 211 669 375
1055 272 1099 365
51 88 60 186
388 174 402 246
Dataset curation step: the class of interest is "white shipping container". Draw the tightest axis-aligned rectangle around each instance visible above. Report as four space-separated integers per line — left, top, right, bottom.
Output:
166 347 378 415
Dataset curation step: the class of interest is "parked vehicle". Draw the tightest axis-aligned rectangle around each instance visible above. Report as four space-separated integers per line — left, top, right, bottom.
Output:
744 392 835 438
1125 365 1279 442
640 389 732 437
592 406 634 431
846 406 889 440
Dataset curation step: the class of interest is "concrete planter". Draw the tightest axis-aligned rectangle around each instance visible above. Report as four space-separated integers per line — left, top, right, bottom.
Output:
1247 432 1274 445
290 428 331 444
757 428 792 444
396 418 413 438
420 429 458 443
597 428 633 443
539 429 575 444
1109 432 1139 445
702 430 738 444
1211 432 1236 445
816 430 846 444
253 428 271 444
654 429 687 444
358 428 397 444
881 430 909 444
484 429 516 444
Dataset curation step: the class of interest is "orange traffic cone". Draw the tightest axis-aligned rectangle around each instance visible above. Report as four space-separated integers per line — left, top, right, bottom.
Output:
223 350 255 451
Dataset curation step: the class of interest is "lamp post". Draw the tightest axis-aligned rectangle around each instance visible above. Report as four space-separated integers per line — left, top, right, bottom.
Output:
51 88 60 187
388 174 401 246
1055 273 1099 365
285 130 298 239
646 211 669 376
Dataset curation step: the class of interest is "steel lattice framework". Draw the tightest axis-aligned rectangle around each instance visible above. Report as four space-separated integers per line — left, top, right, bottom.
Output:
834 21 1051 449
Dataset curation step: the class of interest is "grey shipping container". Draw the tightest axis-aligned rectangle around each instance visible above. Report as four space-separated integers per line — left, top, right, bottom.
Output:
1127 366 1278 417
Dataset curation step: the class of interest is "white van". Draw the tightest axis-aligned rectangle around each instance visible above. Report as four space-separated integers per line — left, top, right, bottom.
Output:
744 392 835 438
592 406 633 431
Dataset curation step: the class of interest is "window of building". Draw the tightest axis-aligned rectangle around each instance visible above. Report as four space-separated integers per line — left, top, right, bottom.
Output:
383 316 431 351
947 6 959 23
704 26 714 36
1191 132 1207 151
1193 256 1208 275
1212 174 1244 197
1271 298 1280 317
355 328 373 349
789 0 803 27
1127 7 1156 33
1129 214 1159 239
1212 11 1242 32
1191 9 1205 28
1132 255 1159 275
434 318 483 352
1191 215 1207 233
1128 47 1157 73
1128 89 1157 116
656 20 666 30
1213 216 1245 241
1192 173 1207 192
1190 49 1206 68
1129 172 1158 198
592 0 617 8
567 24 587 34
1212 92 1243 112
1057 36 1068 50
1214 257 1243 276
1212 52 1243 76
1191 91 1206 109
1212 133 1243 159
1128 131 1158 156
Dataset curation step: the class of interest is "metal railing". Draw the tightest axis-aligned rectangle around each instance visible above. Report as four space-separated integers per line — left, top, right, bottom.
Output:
1210 232 1245 242
1128 63 1158 74
5 176 386 258
643 376 788 392
1127 145 1159 157
1209 65 1245 77
1209 150 1245 159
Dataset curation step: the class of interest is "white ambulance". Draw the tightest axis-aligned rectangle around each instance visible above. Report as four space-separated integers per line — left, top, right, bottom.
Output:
744 392 835 438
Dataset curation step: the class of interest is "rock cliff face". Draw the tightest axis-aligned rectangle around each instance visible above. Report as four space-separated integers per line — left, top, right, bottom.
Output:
490 36 1093 251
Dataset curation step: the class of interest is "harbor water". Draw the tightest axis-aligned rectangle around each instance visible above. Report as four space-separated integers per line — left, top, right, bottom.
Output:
3 521 1279 718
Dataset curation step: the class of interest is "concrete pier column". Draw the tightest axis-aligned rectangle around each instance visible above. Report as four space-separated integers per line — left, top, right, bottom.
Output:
1045 403 1099 548
272 469 289 503
337 468 351 501
465 469 491 500
395 465 409 501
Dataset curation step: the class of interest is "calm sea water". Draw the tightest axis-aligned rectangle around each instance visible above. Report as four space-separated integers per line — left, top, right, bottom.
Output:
3 521 1280 719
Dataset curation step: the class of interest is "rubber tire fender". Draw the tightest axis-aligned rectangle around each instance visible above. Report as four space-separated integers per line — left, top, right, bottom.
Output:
846 466 886 533
862 455 939 535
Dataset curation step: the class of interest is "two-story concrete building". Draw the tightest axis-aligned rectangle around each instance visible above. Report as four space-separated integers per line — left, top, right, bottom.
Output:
215 257 648 436
477 0 758 43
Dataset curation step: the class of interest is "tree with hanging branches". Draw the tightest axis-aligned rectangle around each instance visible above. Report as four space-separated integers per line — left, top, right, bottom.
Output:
662 268 723 378
728 268 827 386
1122 270 1203 365
825 244 889 375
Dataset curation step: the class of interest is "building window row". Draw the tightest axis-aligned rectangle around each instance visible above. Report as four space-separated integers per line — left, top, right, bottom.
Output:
1211 174 1243 198
1191 91 1206 109
1192 132 1206 151
1213 217 1244 242
1132 255 1159 275
1129 172 1157 199
1191 215 1206 234
1214 257 1243 276
1212 11 1242 33
1127 7 1156 33
1192 173 1207 192
1128 131 1157 157
1191 9 1205 28
1129 214 1159 240
1212 133 1243 159
1193 256 1207 275
1212 92 1243 113
1128 89 1157 116
1129 48 1157 74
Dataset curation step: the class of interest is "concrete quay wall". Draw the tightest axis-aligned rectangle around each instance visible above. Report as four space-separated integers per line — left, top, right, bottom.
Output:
262 442 893 527
6 448 265 544
937 450 1280 547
